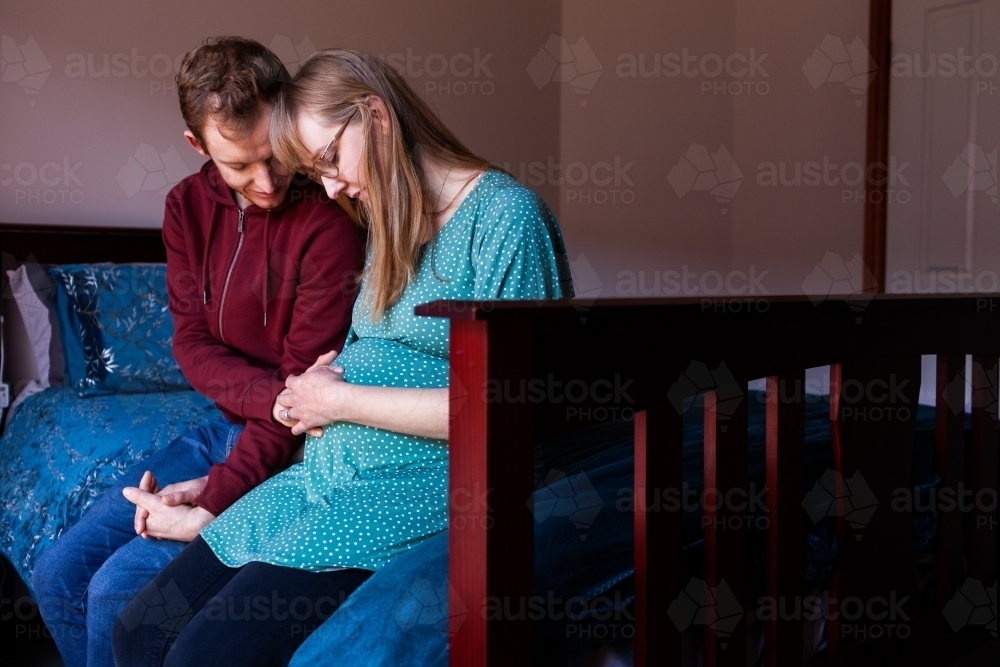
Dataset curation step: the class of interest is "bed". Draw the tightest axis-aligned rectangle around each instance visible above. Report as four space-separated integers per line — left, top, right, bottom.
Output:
0 224 223 595
1 224 995 667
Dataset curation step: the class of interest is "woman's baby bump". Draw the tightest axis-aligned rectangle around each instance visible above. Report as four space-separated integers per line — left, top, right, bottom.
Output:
302 337 450 480
333 337 449 390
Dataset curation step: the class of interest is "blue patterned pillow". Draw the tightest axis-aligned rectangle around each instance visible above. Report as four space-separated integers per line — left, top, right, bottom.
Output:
49 263 190 396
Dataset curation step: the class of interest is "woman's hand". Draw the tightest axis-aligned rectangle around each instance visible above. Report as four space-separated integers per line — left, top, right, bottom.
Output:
273 351 342 436
273 394 296 428
280 352 449 441
274 391 324 437
281 362 348 437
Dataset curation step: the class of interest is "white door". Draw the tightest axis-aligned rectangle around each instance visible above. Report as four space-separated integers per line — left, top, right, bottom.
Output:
886 0 1000 291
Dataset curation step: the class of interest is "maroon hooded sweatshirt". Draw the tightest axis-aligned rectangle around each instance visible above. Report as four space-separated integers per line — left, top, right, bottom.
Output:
163 161 364 516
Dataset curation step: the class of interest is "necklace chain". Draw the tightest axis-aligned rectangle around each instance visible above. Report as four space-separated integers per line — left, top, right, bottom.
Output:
434 165 453 216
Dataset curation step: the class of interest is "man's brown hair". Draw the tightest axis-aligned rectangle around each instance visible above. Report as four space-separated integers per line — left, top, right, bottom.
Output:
176 36 289 149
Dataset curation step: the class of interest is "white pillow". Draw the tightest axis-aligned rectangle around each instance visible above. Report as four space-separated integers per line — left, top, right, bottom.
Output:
5 263 65 387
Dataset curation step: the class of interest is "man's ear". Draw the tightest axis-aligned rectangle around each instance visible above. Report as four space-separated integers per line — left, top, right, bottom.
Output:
183 130 210 159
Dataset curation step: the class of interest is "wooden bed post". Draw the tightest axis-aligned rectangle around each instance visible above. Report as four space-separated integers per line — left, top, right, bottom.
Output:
419 295 1000 666
448 315 535 666
633 397 684 666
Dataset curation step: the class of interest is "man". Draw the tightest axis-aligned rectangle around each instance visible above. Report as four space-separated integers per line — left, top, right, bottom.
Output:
31 36 364 667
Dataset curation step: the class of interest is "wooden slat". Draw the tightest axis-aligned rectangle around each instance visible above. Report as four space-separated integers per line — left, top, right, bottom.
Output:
936 354 967 604
703 388 748 667
827 363 845 656
765 373 805 667
829 357 920 652
969 356 997 583
634 399 684 666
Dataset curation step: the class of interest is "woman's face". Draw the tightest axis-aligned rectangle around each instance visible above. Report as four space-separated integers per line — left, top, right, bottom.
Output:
295 110 367 202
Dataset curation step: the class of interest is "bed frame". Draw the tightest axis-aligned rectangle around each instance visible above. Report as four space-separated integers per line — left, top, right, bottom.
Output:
2 224 996 666
418 296 998 667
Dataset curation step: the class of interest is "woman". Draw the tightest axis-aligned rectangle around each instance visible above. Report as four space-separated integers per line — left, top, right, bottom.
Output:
112 48 573 667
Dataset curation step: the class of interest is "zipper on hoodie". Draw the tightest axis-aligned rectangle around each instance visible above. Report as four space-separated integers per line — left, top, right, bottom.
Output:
218 207 246 345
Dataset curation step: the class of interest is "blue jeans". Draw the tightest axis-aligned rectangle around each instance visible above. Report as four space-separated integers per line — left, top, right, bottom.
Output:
31 416 243 667
290 423 635 667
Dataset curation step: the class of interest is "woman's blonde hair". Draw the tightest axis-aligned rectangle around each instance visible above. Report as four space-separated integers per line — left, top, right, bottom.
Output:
272 49 491 319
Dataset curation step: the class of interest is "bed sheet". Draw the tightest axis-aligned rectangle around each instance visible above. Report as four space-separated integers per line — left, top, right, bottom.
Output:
0 386 221 589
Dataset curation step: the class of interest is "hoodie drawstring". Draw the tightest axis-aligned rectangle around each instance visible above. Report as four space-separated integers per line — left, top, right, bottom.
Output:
263 212 271 327
202 201 219 305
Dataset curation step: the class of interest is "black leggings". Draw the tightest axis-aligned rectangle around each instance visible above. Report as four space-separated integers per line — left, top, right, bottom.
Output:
111 536 372 667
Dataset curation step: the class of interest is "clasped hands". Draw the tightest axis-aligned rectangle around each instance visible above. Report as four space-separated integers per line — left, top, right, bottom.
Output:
272 350 347 437
122 471 214 542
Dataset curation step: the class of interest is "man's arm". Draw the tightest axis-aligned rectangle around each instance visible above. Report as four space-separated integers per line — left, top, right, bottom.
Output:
196 211 365 516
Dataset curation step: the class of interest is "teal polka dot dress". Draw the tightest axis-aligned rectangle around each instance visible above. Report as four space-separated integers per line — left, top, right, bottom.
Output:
200 170 575 572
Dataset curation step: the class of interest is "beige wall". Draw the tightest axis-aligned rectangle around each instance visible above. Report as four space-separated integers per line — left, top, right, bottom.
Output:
730 0 871 294
557 0 871 297
3 0 879 296
0 0 561 224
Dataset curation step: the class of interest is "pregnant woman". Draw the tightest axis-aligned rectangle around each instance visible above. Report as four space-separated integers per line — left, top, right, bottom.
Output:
112 48 574 667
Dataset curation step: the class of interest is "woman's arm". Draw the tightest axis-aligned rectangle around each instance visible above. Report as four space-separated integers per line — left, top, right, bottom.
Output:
276 363 450 440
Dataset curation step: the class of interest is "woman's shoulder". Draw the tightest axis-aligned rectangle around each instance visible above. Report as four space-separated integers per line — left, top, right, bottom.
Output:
468 169 554 226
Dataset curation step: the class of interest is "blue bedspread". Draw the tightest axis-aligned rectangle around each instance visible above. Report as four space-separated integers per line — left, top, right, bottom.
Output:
0 387 221 589
0 386 950 600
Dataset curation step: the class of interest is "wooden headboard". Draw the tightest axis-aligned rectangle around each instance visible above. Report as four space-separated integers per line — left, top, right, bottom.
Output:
0 222 166 266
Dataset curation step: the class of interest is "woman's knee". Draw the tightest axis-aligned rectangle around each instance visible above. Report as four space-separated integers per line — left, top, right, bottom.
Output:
159 613 214 667
111 596 150 667
114 576 196 667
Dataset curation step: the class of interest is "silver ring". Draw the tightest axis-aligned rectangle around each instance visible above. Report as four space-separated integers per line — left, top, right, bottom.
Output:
283 409 291 421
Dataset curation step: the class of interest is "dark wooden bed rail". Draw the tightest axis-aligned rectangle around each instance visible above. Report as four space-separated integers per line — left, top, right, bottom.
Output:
418 295 999 667
0 223 166 266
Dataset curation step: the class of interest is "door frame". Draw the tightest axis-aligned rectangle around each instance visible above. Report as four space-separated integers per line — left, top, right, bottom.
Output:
864 0 893 293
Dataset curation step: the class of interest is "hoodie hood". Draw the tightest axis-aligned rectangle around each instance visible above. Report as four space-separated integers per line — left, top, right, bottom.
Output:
199 159 239 206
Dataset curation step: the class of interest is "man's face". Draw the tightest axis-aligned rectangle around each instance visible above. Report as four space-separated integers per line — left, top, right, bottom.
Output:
184 108 292 210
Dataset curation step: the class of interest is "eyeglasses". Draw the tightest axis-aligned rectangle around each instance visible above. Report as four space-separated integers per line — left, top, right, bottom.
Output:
308 110 357 181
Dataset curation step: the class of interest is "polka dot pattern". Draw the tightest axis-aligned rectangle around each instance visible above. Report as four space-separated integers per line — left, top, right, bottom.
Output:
201 170 575 572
